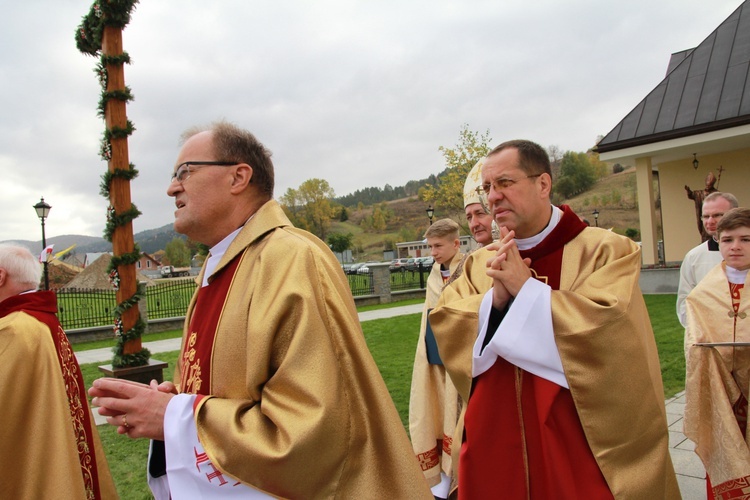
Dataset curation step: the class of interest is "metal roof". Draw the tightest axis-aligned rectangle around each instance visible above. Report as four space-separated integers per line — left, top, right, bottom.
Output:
597 1 750 153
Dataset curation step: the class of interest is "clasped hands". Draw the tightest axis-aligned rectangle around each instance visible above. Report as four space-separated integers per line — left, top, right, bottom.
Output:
88 377 177 441
485 226 532 309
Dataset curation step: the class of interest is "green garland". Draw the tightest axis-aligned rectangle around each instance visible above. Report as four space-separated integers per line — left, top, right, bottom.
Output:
103 204 142 242
75 0 139 56
76 0 148 369
99 163 139 197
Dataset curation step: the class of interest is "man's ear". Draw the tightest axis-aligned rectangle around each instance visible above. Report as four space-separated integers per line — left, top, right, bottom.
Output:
539 172 552 197
0 268 7 288
230 163 253 193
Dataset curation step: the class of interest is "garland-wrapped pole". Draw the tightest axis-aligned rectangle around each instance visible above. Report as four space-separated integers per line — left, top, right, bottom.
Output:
102 25 141 360
77 0 150 368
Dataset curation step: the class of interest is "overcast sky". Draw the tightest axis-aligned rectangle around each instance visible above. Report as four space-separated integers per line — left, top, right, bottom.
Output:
0 0 742 244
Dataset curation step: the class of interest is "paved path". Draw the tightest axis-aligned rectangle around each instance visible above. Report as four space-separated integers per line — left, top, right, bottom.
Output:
79 302 705 499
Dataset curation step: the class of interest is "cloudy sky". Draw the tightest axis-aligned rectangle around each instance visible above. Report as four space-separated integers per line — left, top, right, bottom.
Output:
0 0 742 244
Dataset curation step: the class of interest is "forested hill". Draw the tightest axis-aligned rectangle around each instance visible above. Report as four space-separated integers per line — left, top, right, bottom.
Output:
335 173 440 206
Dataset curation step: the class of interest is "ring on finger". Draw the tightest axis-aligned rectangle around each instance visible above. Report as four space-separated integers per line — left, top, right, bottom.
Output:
122 414 130 429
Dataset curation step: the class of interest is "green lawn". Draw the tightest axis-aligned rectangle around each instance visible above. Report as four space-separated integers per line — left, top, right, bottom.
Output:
80 294 683 499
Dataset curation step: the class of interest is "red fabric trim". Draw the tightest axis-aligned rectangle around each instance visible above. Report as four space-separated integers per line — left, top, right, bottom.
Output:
0 292 103 499
181 255 242 395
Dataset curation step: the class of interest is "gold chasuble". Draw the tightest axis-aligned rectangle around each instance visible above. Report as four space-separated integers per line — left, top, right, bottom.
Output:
0 291 117 500
685 264 750 499
176 200 431 499
409 254 463 487
430 205 679 499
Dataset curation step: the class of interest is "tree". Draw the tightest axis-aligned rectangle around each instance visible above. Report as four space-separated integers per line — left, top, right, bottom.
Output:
554 151 596 199
164 237 191 267
279 179 336 239
547 144 564 180
421 124 492 220
327 232 354 253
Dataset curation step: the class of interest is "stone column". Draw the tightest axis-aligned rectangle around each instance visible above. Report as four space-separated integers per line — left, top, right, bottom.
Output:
369 263 392 304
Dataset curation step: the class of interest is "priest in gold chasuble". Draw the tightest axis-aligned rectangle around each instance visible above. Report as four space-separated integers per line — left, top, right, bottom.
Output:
429 140 679 499
89 122 431 499
0 244 117 500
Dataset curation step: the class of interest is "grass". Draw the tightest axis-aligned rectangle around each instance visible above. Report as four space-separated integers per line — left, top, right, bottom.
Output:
645 294 685 397
81 294 683 498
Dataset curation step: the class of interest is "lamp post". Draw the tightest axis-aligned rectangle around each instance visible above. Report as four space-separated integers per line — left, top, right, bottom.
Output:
426 205 435 225
592 209 600 227
33 197 52 290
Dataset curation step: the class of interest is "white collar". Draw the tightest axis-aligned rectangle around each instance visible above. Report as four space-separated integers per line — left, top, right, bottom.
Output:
202 226 244 287
515 205 561 251
726 265 749 285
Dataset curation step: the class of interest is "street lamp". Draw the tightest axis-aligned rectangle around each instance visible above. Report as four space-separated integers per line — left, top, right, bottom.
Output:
592 209 600 227
33 197 52 290
426 205 435 225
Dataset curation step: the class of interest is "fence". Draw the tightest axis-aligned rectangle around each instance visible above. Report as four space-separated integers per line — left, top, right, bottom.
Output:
57 278 198 331
58 265 432 332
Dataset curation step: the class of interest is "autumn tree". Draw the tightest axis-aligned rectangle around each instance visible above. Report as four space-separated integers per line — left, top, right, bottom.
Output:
164 237 191 267
421 124 492 221
280 178 336 239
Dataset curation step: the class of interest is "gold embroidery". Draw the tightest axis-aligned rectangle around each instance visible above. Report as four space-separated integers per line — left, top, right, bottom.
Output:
180 331 203 394
530 268 548 284
56 325 95 498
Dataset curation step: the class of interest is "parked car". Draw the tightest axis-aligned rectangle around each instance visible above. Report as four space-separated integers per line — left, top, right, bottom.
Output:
404 258 417 271
357 261 379 275
417 256 434 269
347 263 366 275
389 258 410 272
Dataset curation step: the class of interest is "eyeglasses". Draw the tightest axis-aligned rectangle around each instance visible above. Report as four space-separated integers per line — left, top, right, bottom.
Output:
701 212 725 221
171 161 237 183
477 174 541 195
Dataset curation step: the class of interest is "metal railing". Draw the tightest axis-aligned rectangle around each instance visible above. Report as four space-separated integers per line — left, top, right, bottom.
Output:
56 278 198 331
390 263 430 291
57 266 431 330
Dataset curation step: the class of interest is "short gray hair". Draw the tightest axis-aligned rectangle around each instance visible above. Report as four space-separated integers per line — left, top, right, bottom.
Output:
704 191 739 209
0 244 42 289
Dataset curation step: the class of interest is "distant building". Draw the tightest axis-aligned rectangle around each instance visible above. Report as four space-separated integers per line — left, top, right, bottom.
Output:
136 252 160 271
396 235 478 259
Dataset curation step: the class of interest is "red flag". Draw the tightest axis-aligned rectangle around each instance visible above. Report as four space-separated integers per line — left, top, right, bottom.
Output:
39 244 54 263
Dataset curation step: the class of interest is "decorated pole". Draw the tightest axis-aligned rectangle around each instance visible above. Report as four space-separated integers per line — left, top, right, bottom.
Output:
76 1 150 368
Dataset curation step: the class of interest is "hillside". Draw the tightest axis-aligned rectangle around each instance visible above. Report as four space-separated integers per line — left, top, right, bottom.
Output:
331 167 646 262
3 223 182 256
5 169 645 264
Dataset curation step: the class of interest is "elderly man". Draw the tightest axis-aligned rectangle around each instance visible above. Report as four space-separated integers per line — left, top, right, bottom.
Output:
677 191 739 327
90 121 431 499
430 140 679 498
0 244 116 499
463 159 495 247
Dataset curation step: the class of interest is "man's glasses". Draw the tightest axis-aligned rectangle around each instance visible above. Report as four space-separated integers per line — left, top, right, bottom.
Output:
171 161 237 183
477 174 541 195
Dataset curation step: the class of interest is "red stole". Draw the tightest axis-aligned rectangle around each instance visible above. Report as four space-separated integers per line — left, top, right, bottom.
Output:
459 206 613 499
180 255 242 396
0 292 103 499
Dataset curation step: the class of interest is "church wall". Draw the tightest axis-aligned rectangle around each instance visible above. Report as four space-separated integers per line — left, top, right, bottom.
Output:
659 147 750 263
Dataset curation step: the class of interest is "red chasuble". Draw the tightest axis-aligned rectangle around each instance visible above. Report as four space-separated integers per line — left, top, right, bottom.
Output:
459 206 613 499
0 291 105 499
180 255 242 396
